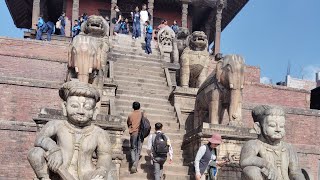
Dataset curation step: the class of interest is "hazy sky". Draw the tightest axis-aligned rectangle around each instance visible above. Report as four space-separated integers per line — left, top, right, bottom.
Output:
1 0 319 83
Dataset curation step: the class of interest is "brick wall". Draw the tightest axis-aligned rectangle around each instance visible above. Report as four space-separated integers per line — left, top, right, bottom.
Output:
0 130 36 180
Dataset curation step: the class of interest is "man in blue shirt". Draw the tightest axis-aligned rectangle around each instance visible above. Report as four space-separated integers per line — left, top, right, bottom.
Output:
131 6 141 39
58 12 66 36
171 20 179 34
36 15 45 40
72 20 81 38
144 21 153 54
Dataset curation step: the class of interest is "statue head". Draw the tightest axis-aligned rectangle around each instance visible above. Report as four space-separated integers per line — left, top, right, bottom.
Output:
188 31 208 51
59 81 100 127
81 15 109 37
252 105 286 144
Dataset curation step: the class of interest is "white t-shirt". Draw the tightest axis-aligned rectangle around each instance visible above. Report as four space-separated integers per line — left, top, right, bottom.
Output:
140 10 149 23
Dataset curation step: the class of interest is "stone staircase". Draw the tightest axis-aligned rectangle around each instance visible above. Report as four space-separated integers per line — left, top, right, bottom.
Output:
110 35 191 180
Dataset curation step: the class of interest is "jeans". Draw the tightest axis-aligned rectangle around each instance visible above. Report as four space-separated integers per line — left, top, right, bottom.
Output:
47 29 53 41
153 156 167 180
36 28 43 40
130 134 142 166
60 26 65 36
132 22 141 38
145 33 152 54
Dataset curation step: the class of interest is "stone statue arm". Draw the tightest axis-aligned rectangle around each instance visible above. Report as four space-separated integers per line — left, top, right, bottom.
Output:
240 141 272 169
34 121 60 152
288 145 306 180
94 131 112 176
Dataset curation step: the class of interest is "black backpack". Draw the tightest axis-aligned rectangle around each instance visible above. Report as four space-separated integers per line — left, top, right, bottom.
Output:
139 113 151 140
153 133 169 157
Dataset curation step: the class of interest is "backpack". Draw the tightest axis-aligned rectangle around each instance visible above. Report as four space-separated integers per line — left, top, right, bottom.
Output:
153 133 169 157
139 113 151 140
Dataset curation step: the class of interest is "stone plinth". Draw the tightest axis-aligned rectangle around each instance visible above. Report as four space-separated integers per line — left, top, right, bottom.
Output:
101 78 118 115
33 108 125 180
182 123 257 180
171 87 197 130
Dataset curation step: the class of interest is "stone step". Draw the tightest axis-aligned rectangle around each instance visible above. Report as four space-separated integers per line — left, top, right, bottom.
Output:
116 99 174 111
116 88 169 99
111 44 161 56
116 93 170 103
119 170 191 180
120 161 189 174
115 75 167 86
114 62 163 74
110 51 161 62
121 154 186 166
116 85 170 95
112 56 163 68
116 80 170 91
118 110 176 122
114 67 166 81
120 117 180 129
113 59 163 71
117 105 175 116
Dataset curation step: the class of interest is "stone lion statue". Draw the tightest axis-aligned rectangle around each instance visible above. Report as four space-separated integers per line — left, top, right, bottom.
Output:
67 15 109 85
180 31 209 88
194 55 245 127
157 26 179 63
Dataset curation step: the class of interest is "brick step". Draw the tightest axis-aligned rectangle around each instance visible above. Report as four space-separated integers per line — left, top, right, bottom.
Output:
115 80 170 91
110 51 161 62
114 68 166 81
115 99 174 111
115 75 167 86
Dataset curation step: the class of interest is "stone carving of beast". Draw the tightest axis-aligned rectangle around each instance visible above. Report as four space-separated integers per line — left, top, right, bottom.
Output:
67 15 109 85
194 55 245 127
180 31 209 88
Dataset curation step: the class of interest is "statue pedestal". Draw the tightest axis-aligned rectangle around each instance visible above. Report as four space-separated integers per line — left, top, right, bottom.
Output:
33 108 125 180
182 123 257 180
171 87 198 130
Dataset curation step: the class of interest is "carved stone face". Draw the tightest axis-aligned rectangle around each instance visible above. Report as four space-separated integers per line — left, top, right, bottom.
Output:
189 31 208 50
262 115 286 142
65 96 96 127
83 15 109 37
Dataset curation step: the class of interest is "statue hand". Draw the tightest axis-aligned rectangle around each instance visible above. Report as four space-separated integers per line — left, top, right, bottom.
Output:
261 167 280 180
90 168 107 179
47 149 63 173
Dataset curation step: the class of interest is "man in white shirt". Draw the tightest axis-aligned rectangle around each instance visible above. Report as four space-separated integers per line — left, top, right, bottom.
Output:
140 4 149 38
147 123 173 180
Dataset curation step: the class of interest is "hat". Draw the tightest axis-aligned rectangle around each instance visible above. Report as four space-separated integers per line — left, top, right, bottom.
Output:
208 133 222 144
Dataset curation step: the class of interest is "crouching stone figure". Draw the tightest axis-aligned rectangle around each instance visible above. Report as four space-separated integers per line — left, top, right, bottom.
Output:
28 81 117 180
240 105 305 180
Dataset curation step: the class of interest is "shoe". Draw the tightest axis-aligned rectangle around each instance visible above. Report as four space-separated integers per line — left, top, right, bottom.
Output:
130 165 137 173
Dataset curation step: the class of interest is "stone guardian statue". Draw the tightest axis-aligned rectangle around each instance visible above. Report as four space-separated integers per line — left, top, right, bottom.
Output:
180 31 209 88
28 81 117 180
194 55 245 127
240 105 306 180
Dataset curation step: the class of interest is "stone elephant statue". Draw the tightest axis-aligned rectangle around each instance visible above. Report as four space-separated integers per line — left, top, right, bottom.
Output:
67 15 109 85
194 55 245 127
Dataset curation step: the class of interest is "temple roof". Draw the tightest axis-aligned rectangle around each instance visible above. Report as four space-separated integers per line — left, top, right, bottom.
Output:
5 0 248 31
